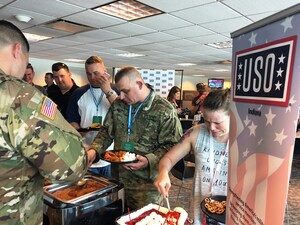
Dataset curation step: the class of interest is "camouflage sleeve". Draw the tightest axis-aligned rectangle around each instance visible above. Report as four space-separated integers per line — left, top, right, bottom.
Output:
90 106 114 153
146 107 183 180
8 80 88 184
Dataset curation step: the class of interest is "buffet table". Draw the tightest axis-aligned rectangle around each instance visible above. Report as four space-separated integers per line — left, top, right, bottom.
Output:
43 174 124 225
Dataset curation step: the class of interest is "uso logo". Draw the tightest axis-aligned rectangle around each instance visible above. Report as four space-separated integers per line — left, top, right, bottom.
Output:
233 36 296 106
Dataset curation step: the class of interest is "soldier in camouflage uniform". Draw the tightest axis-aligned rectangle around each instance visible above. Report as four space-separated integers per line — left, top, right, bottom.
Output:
0 20 88 225
88 66 183 210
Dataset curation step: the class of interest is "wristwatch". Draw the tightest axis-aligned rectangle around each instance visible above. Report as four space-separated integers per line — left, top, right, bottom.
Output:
106 90 115 98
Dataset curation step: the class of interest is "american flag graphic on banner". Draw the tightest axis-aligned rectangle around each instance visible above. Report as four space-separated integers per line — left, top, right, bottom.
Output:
40 97 57 120
227 12 300 225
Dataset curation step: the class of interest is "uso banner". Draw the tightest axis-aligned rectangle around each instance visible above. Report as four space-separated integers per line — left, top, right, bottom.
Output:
228 4 300 225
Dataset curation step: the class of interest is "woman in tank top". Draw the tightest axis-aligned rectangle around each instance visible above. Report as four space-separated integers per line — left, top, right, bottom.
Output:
155 89 231 225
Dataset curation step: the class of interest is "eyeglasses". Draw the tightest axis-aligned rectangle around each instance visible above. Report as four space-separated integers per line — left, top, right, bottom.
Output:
52 62 69 72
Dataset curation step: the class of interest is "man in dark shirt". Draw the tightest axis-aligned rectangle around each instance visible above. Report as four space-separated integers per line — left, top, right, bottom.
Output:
51 62 79 118
43 72 60 99
23 63 47 95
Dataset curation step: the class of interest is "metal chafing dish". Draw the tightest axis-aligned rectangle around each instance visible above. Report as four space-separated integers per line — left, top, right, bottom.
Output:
43 174 124 225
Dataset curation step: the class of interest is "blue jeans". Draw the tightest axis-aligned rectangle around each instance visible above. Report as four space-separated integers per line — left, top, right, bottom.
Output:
88 165 111 177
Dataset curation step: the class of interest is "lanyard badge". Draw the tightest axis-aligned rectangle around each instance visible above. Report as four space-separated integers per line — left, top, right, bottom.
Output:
122 91 152 152
90 85 104 125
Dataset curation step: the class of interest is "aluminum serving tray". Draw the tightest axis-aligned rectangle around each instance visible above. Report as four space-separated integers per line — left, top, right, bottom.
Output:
43 174 118 208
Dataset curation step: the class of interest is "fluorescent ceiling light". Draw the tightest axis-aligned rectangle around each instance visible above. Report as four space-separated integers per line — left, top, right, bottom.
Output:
44 19 94 33
94 0 163 21
23 32 51 42
177 63 196 66
64 58 85 62
214 69 229 72
205 41 232 49
192 74 205 77
117 53 146 57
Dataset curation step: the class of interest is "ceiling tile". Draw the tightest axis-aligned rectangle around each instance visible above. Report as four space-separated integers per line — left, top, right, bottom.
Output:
108 37 151 46
91 40 126 48
63 10 125 29
132 14 193 31
135 32 179 42
71 44 107 51
78 29 125 41
61 0 113 9
30 42 64 52
171 1 241 24
45 46 87 55
118 43 173 51
42 38 81 47
58 34 100 44
222 0 300 15
0 6 55 25
247 11 277 22
0 0 14 4
103 22 156 36
164 25 215 38
161 39 199 48
10 0 84 18
201 16 252 34
138 0 215 13
187 34 231 44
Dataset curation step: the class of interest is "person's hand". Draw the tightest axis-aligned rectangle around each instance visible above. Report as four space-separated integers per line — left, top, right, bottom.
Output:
87 149 96 167
154 171 171 198
122 155 148 171
98 72 112 94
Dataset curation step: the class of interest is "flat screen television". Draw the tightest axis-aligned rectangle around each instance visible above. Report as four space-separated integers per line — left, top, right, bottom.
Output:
208 79 224 89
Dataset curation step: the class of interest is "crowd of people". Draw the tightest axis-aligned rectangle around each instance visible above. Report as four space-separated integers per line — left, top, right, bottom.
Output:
0 19 230 225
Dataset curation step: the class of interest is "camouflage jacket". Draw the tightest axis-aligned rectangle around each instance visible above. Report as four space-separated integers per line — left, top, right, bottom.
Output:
91 90 182 184
0 71 88 225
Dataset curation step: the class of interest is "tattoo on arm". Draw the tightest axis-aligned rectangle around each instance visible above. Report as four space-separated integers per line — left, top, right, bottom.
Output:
179 128 194 144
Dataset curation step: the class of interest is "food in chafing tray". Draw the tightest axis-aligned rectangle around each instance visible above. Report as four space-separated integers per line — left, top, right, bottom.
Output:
52 179 106 201
204 197 226 214
104 150 136 162
90 122 101 128
116 203 188 225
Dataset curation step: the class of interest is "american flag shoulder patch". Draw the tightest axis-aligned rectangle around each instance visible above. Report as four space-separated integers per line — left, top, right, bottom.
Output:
40 97 57 120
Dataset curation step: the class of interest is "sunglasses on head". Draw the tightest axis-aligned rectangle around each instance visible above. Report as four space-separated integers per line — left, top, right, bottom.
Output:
52 62 69 72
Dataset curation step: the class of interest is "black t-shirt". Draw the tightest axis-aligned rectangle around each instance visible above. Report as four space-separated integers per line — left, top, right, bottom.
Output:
51 84 79 119
44 83 60 100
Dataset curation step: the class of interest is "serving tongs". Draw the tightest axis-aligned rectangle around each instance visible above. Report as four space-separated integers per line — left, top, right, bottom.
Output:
165 196 171 211
157 195 171 211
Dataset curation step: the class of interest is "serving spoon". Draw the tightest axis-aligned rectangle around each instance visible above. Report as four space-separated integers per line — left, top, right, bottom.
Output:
76 178 87 187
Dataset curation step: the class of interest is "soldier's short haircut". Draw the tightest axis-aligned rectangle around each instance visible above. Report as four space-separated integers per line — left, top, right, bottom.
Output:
45 72 53 78
115 66 141 83
0 20 30 53
203 89 231 115
85 56 104 67
52 62 69 72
